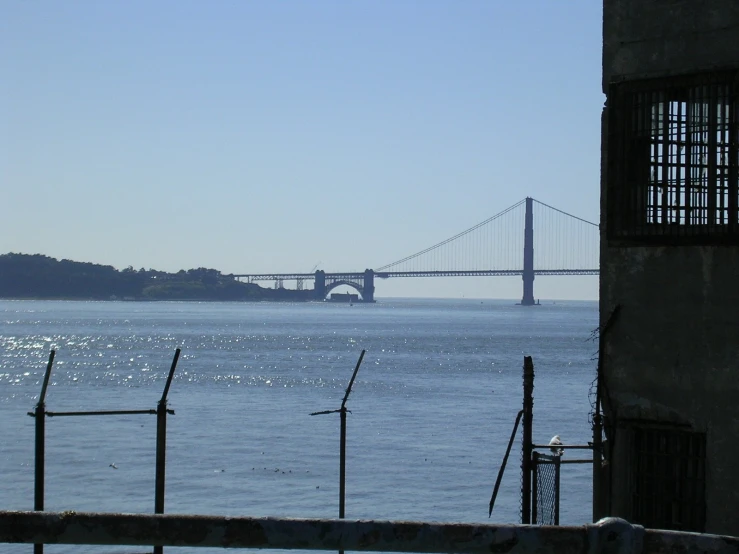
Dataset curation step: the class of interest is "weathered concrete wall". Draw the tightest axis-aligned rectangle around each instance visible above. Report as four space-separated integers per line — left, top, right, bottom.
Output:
603 0 739 90
600 247 739 532
600 0 739 536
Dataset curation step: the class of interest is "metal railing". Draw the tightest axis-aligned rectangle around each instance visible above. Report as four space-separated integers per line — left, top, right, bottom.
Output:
26 349 181 554
528 440 594 526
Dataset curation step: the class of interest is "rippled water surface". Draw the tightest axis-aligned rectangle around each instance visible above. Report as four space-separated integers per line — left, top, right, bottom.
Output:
1 298 598 553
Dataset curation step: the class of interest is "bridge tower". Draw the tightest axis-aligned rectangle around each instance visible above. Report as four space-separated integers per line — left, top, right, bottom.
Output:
520 197 536 306
314 270 326 300
363 269 375 303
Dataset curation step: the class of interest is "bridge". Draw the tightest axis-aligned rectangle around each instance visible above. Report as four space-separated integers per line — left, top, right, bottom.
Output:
234 198 599 304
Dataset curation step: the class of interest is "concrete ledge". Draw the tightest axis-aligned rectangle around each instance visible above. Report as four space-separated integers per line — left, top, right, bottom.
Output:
1 512 738 553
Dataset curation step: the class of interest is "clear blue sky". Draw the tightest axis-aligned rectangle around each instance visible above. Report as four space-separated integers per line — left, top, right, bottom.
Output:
2 1 603 300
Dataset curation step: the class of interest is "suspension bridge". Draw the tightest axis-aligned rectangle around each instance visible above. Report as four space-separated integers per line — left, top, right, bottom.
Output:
233 197 599 304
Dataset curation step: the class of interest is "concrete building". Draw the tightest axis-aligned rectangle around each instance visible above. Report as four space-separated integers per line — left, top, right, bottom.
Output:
597 0 739 536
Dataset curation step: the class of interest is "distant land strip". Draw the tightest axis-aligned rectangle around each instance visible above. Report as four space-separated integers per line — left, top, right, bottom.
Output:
0 253 312 302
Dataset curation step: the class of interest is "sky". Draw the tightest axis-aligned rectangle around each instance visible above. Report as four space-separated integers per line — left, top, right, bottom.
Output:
2 1 604 301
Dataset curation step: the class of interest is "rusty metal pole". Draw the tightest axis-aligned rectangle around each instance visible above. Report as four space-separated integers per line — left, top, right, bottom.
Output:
592 406 603 522
154 348 180 554
521 356 534 524
33 350 55 554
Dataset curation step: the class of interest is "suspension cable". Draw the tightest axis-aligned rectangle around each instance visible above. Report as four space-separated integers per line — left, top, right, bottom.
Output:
377 199 526 271
532 199 599 227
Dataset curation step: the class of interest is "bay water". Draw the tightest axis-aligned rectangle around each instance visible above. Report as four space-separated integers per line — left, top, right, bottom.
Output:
1 298 598 553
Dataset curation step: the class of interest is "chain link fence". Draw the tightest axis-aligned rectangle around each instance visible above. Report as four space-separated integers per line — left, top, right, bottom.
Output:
531 452 560 525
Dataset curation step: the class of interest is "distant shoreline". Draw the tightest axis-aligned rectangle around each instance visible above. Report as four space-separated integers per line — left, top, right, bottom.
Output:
0 296 317 302
0 253 316 303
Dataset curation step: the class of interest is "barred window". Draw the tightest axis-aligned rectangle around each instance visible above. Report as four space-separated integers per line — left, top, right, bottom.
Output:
628 424 706 532
607 71 738 243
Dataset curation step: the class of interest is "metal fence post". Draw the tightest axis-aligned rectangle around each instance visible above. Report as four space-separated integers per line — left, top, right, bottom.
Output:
592 409 603 522
554 455 561 526
488 410 524 517
154 348 180 554
310 350 365 554
32 350 55 554
339 407 347 519
521 356 534 524
531 451 538 525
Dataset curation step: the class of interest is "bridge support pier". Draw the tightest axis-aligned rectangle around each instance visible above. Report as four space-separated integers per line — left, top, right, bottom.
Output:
520 197 536 306
362 270 375 303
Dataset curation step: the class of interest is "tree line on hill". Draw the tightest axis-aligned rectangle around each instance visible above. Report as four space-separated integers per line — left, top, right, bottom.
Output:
0 253 313 301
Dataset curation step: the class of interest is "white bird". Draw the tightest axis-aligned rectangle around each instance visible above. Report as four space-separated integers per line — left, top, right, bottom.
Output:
549 435 564 456
109 463 118 469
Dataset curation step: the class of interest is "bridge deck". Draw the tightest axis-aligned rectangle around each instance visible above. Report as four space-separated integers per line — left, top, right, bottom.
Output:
233 269 598 281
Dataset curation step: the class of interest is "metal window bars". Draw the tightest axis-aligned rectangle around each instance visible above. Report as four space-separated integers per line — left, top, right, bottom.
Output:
629 424 706 532
607 69 739 243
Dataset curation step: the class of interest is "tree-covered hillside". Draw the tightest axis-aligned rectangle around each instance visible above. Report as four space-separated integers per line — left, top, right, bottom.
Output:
0 253 313 301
